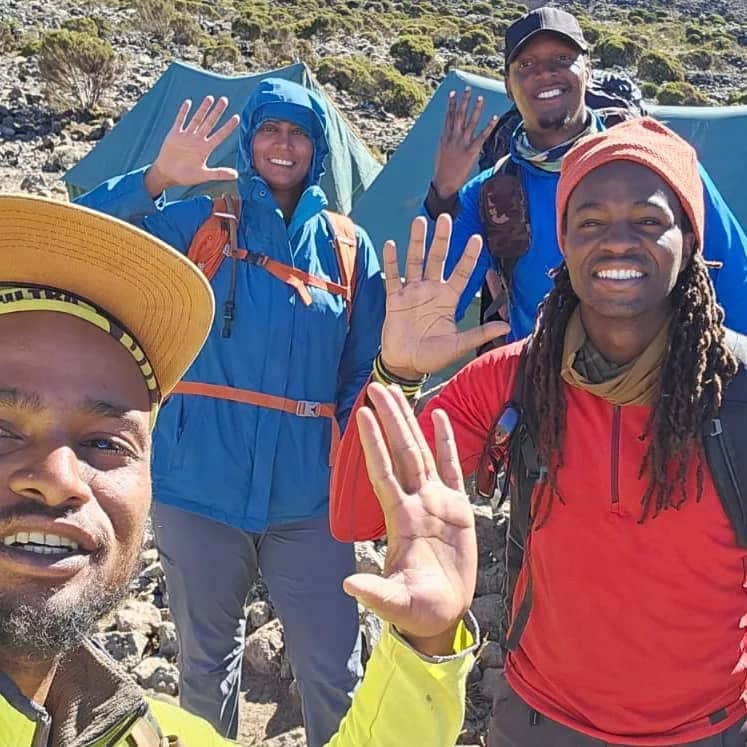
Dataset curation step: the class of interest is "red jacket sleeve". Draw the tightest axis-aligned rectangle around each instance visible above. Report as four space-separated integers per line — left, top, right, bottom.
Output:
329 343 524 542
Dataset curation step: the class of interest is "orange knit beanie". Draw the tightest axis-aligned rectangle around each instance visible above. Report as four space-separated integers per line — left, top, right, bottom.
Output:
556 117 705 251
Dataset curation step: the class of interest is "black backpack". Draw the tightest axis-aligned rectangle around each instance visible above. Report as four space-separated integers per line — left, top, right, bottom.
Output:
476 330 747 651
476 70 646 346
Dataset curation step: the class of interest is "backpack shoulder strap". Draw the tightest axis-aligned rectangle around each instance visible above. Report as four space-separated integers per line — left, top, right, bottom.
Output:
323 210 358 323
186 196 241 281
703 329 747 546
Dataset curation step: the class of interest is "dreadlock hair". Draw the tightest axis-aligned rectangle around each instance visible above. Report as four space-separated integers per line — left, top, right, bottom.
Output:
523 253 739 527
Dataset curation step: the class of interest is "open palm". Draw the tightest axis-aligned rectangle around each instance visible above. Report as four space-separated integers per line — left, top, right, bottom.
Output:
344 384 476 653
381 214 509 379
146 96 240 195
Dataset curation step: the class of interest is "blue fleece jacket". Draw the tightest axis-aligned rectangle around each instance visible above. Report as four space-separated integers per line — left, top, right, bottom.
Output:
431 138 747 341
76 79 385 530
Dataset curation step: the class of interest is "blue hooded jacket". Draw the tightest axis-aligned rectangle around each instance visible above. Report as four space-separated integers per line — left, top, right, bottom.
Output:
426 128 747 341
76 79 386 530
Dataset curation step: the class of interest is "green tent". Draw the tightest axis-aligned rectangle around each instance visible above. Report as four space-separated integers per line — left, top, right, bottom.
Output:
350 68 747 263
63 61 382 215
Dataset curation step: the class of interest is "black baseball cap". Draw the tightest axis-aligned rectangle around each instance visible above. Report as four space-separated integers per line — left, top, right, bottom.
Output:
505 7 589 68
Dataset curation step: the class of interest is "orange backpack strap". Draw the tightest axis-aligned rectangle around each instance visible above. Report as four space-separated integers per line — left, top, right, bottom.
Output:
324 211 358 323
186 196 241 281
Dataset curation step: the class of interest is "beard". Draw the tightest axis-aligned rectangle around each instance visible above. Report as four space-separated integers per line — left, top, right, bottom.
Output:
0 555 140 661
537 111 575 132
0 587 126 660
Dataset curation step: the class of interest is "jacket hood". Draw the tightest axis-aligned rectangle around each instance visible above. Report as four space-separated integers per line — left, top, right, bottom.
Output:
237 78 330 198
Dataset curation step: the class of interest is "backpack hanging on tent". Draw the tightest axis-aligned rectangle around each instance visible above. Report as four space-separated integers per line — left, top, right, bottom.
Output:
169 196 359 467
476 69 646 350
475 330 747 651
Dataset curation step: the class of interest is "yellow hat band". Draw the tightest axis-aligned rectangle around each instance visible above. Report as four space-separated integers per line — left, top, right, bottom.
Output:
0 285 160 428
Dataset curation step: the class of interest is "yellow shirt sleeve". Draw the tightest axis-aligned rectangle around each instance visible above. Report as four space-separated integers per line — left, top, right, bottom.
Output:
326 615 479 747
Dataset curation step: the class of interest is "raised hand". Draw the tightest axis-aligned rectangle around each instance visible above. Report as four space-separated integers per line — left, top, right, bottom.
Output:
343 384 477 656
144 96 241 197
380 214 510 379
432 88 498 199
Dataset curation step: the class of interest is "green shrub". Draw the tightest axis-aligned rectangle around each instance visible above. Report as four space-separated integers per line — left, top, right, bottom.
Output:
0 20 19 53
294 11 353 38
38 29 123 111
596 34 642 67
459 26 493 52
639 81 659 99
316 55 426 115
637 51 683 84
19 33 41 57
61 15 113 39
375 67 427 115
680 49 712 70
453 62 501 79
61 17 99 37
131 0 176 41
685 25 707 44
657 81 709 106
201 32 240 68
172 15 203 45
390 33 435 74
728 90 747 105
578 18 601 45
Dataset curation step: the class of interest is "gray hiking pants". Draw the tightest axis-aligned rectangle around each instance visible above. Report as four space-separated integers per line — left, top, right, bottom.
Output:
152 503 362 746
488 672 747 746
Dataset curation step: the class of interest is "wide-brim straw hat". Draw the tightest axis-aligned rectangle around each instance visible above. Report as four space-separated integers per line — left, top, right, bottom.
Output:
0 194 215 396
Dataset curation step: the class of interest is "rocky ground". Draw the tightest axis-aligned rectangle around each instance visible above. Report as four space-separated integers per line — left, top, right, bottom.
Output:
1 0 746 743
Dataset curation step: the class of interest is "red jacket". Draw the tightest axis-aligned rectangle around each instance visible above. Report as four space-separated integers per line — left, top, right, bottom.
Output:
331 342 747 744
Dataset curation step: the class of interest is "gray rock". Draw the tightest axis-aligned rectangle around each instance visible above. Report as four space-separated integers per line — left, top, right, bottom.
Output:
470 594 503 642
354 541 384 575
157 621 179 659
479 667 504 703
94 630 149 669
261 727 306 746
245 618 284 675
247 600 272 630
133 657 180 696
360 607 383 654
114 599 162 634
479 641 504 671
141 561 165 582
19 173 48 195
473 503 507 563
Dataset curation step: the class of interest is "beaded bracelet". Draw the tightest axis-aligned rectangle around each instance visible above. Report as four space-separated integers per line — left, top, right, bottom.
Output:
371 352 428 398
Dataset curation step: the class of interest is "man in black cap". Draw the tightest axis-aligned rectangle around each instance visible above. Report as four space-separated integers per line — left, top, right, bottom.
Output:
422 6 747 347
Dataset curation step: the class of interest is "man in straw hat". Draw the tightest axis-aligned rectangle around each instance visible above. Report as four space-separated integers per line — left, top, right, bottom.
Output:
331 117 747 745
0 195 478 745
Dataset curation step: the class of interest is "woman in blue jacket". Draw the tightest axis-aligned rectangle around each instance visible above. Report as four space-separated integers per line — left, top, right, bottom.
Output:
76 79 385 745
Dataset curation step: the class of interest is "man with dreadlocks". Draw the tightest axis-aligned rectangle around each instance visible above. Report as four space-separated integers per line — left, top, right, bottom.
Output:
330 117 747 745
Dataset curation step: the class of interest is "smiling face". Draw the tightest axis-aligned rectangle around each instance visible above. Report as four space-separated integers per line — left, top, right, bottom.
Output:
252 119 314 196
562 160 696 330
0 312 151 658
506 32 589 146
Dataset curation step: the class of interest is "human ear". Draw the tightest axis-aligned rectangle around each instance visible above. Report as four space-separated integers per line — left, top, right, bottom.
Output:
679 232 697 273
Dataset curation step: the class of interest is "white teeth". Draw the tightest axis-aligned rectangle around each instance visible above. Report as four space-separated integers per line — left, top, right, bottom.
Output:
1 532 79 551
537 88 562 99
596 268 644 280
269 158 293 166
